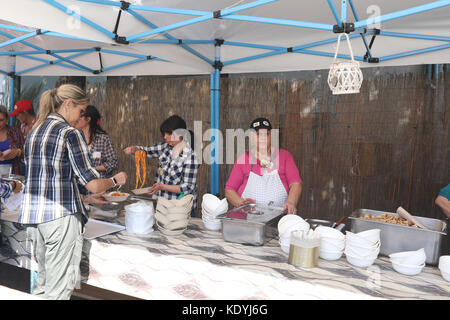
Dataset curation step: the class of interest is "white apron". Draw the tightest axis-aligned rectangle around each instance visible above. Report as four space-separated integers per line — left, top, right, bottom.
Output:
241 152 288 207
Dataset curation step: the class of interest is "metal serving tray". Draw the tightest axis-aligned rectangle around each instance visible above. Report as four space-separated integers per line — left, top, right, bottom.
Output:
349 209 447 265
216 203 286 246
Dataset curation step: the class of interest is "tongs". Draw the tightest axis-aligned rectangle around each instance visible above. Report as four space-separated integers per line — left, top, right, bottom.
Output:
396 206 428 229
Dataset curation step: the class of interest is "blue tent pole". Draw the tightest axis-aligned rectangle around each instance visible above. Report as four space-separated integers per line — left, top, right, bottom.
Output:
210 73 216 194
8 55 15 126
213 68 220 196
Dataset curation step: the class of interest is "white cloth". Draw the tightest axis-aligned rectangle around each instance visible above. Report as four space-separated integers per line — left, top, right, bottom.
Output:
241 169 288 208
4 187 24 211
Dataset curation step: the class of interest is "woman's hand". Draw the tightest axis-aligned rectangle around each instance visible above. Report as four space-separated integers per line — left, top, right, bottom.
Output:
123 146 138 155
9 180 23 193
85 192 109 205
283 201 297 214
237 197 256 207
149 182 166 195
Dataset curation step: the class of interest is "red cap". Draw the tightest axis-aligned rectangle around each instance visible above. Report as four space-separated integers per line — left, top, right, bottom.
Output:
9 99 33 117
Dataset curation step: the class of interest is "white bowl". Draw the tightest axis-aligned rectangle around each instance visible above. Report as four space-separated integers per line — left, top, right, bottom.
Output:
346 231 379 247
345 253 376 268
320 240 345 252
440 270 450 282
438 255 450 272
280 221 310 238
279 237 290 246
353 229 381 243
391 261 425 276
345 246 379 260
103 192 130 202
315 226 345 240
280 242 290 254
346 238 380 251
202 194 221 212
278 215 307 235
203 220 222 231
319 249 343 261
389 248 426 266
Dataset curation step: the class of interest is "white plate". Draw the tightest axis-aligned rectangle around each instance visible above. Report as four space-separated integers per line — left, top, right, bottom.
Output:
131 187 152 195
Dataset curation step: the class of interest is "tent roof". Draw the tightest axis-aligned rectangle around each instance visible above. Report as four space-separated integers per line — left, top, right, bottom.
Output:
0 0 449 76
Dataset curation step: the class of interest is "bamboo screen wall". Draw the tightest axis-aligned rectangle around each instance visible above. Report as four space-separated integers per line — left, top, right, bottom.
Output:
85 66 449 222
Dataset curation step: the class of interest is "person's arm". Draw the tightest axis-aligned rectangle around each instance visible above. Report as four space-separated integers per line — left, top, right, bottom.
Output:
284 182 302 214
281 150 303 214
225 189 256 207
66 129 127 194
225 154 255 207
435 195 450 219
5 127 25 160
124 142 166 158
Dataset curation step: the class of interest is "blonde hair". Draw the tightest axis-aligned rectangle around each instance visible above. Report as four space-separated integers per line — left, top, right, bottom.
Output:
34 84 89 129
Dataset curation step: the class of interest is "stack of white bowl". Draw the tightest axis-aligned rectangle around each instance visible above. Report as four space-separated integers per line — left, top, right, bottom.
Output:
155 195 193 236
277 215 310 253
201 194 228 231
438 256 450 282
388 248 426 276
315 226 345 260
344 229 381 268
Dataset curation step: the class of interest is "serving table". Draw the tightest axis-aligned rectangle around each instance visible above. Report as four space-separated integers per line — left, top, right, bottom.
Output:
0 209 449 300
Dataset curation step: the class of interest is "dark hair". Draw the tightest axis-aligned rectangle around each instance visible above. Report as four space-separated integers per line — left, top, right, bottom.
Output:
84 105 107 142
160 115 194 147
26 108 36 117
0 105 9 119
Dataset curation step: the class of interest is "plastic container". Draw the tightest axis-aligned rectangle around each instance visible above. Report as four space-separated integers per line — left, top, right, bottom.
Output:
124 201 155 235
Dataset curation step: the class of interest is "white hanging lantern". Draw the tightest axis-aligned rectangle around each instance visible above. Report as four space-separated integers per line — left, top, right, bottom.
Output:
327 33 363 95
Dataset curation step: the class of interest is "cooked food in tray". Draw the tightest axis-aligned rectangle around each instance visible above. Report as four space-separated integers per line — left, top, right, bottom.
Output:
361 213 418 227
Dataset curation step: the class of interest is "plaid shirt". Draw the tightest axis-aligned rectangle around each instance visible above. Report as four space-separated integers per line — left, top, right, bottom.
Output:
87 133 118 178
0 179 12 216
19 113 100 225
6 125 25 175
138 142 200 209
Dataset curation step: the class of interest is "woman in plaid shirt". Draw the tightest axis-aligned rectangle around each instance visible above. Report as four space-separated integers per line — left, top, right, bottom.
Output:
124 115 200 214
0 106 25 175
75 105 118 179
20 84 127 300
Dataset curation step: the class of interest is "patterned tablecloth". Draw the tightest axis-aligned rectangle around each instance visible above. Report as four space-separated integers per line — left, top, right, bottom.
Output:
1 211 449 300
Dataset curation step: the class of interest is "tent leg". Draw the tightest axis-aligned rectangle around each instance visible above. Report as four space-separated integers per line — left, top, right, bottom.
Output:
209 69 220 197
8 60 15 126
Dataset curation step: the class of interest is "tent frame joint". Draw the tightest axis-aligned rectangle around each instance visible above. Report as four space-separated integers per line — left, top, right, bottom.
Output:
214 60 223 71
7 71 16 79
114 35 129 45
120 0 130 11
213 10 222 19
333 22 355 34
215 39 224 47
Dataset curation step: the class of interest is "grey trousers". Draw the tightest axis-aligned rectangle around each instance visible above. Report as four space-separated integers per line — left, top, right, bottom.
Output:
27 213 84 300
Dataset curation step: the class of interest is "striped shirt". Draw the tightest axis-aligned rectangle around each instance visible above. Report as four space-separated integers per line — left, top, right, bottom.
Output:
19 113 100 225
138 142 199 209
87 133 118 178
0 179 12 216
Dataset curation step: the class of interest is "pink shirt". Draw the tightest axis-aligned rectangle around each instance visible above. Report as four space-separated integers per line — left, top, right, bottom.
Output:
225 149 302 196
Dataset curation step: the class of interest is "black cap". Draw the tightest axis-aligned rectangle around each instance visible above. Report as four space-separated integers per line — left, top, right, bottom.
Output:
250 117 272 131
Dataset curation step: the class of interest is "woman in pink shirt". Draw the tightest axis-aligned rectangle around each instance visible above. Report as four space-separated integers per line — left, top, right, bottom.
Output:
225 118 302 214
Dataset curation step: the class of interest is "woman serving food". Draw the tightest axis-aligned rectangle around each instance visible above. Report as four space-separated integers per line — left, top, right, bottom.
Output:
124 115 200 215
225 118 302 214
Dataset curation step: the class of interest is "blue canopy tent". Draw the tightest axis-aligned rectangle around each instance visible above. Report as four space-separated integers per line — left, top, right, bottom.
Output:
0 0 449 194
